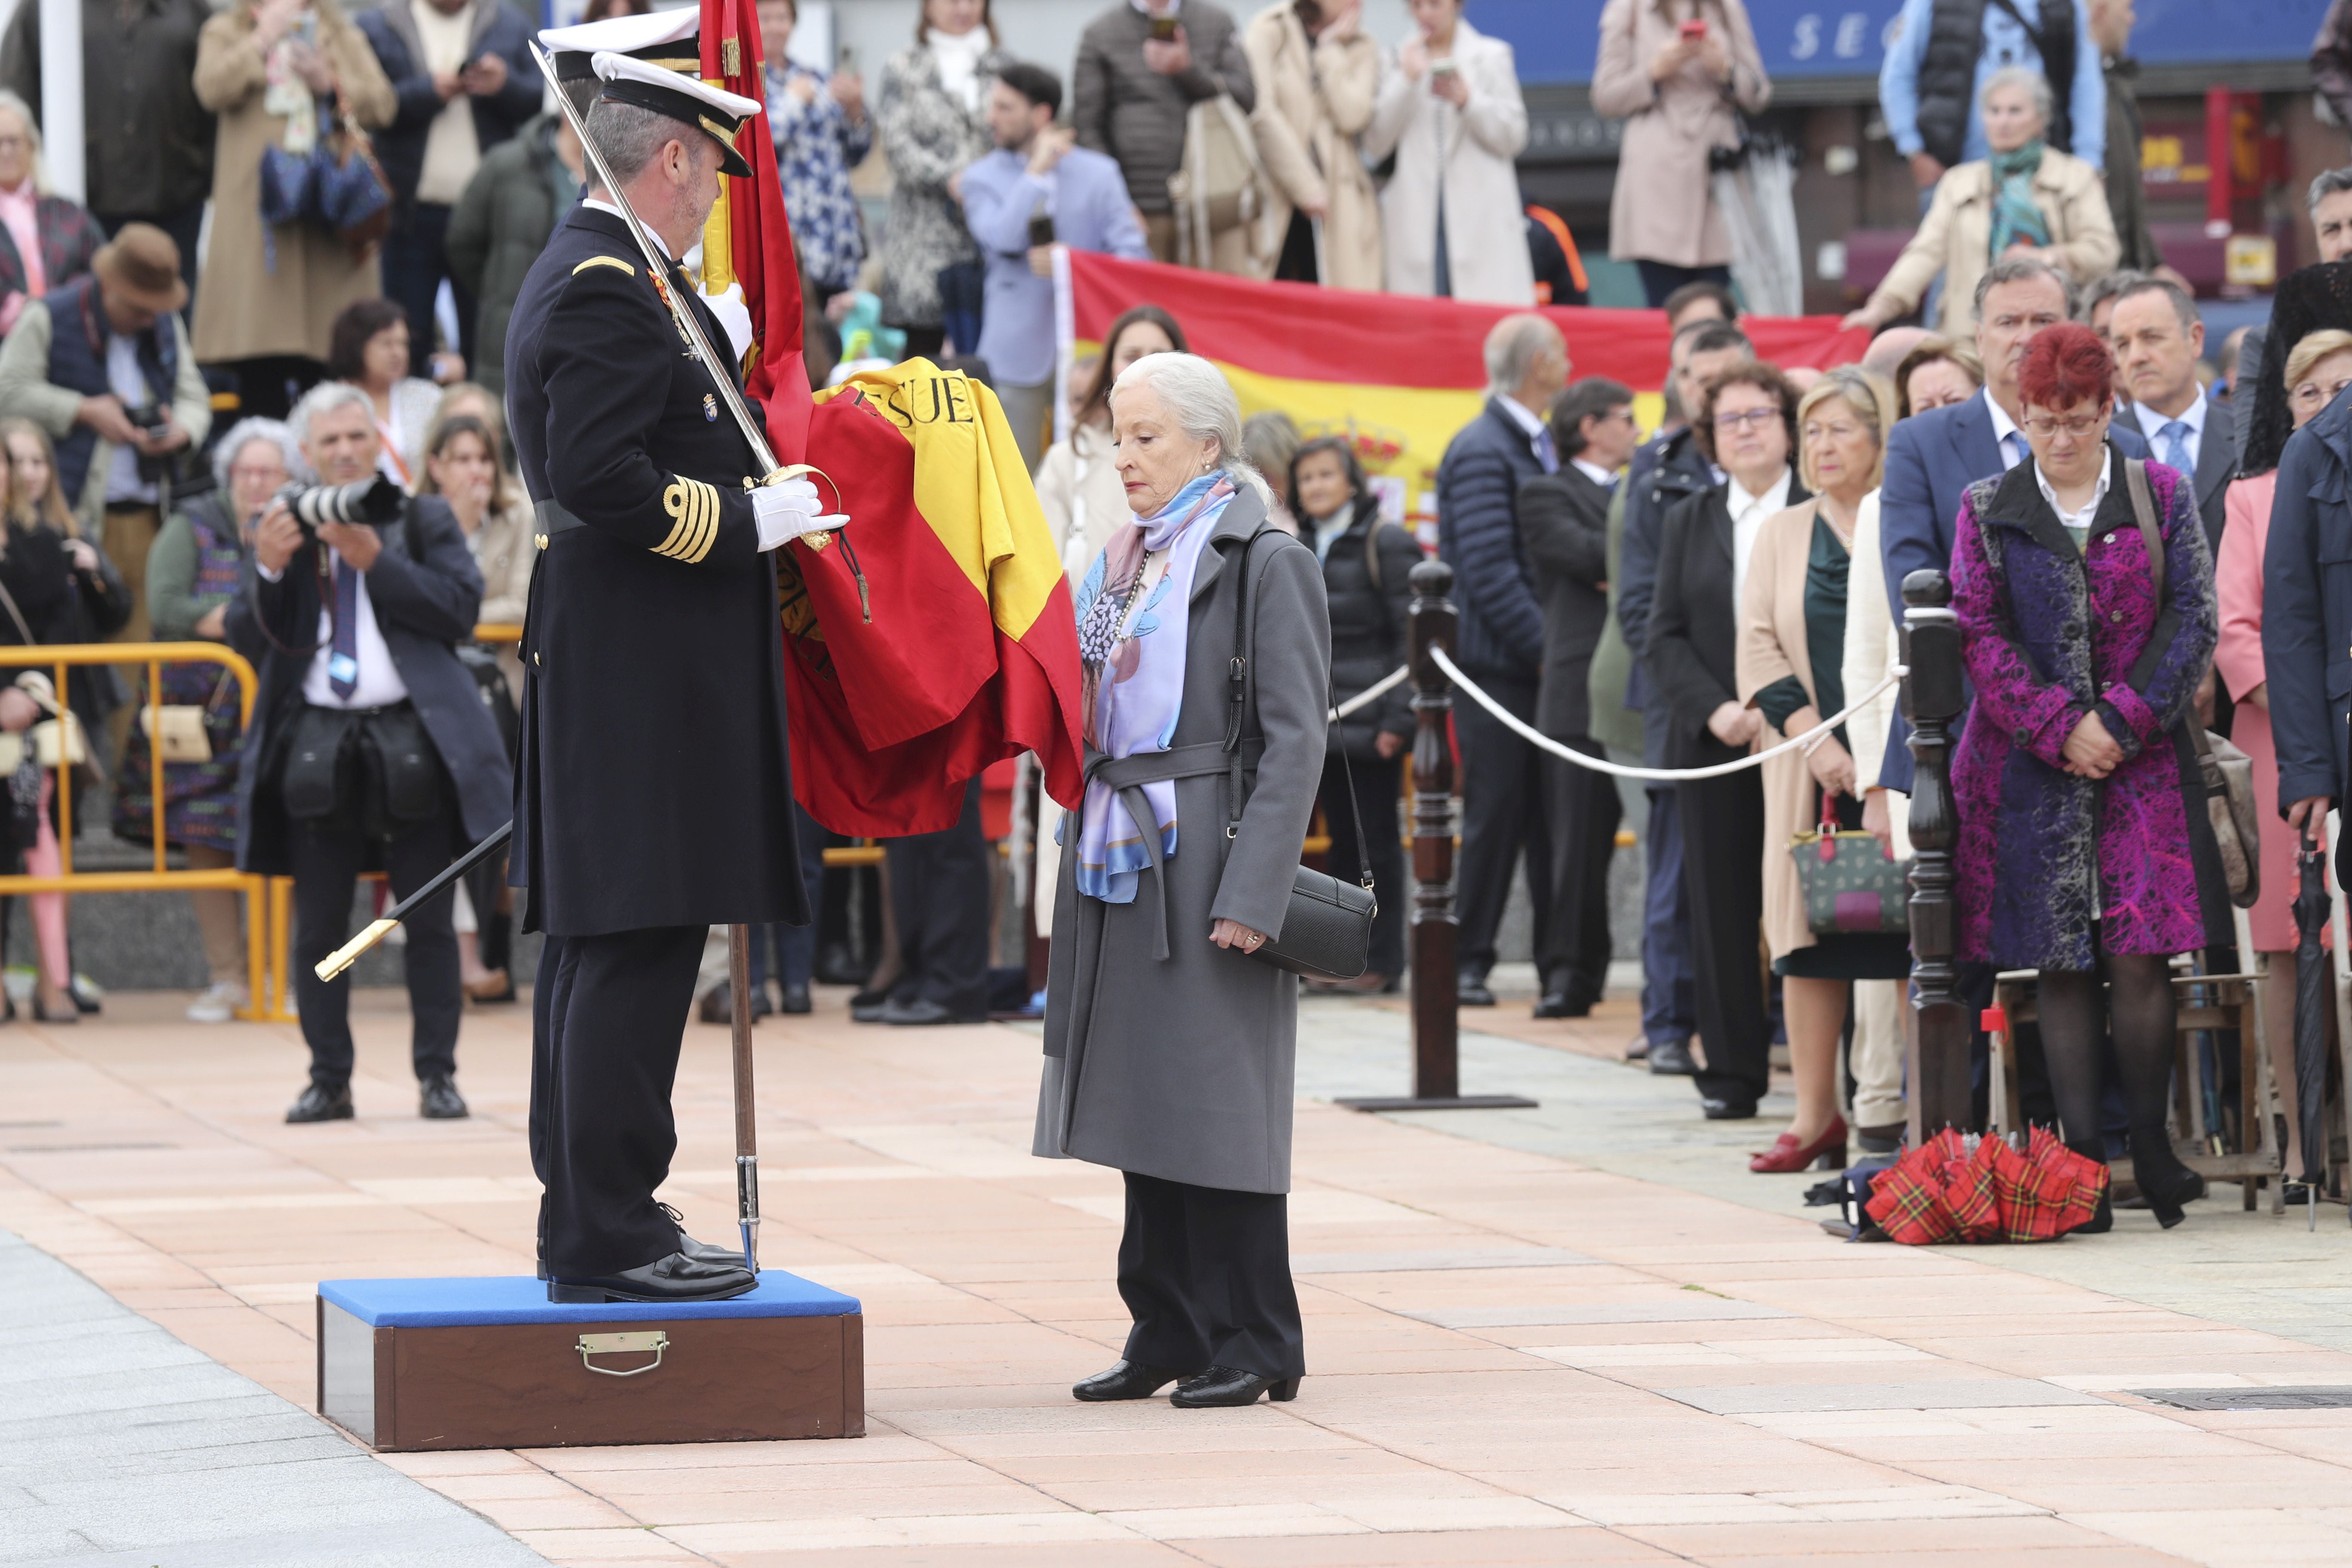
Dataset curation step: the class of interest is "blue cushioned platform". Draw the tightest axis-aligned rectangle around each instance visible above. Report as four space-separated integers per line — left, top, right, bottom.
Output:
319 1272 861 1328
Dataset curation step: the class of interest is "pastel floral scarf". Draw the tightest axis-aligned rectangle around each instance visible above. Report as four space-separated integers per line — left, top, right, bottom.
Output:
1067 473 1235 903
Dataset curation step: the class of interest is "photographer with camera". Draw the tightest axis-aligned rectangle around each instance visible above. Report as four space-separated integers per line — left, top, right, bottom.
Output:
227 381 510 1124
0 223 209 645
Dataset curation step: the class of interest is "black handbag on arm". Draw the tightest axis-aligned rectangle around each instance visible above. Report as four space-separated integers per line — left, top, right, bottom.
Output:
1222 523 1378 980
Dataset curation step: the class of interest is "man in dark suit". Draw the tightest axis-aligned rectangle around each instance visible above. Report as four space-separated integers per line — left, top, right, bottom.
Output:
1877 255 2149 795
1615 320 1751 1073
1436 315 1569 1008
507 56 842 1303
2109 276 2231 548
228 383 512 1125
1520 377 1635 1018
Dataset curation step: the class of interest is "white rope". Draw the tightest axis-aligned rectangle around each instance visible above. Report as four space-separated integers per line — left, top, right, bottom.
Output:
1430 646 1909 783
1327 665 1409 723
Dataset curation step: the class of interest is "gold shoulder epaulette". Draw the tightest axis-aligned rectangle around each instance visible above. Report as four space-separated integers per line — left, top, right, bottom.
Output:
573 256 635 278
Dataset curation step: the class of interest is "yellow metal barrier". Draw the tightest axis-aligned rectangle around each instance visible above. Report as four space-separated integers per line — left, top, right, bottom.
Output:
0 643 282 1022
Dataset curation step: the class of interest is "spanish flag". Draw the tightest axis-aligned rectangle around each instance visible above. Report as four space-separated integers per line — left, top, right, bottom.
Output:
783 361 1084 836
699 0 809 463
1056 251 1871 531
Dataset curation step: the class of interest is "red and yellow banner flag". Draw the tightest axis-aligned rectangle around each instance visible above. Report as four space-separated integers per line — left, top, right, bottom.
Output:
1057 252 1871 528
783 361 1084 836
700 0 809 464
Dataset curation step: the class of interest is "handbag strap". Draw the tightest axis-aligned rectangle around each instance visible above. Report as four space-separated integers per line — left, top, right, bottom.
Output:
2120 455 2214 764
0 572 35 648
1222 519 1372 888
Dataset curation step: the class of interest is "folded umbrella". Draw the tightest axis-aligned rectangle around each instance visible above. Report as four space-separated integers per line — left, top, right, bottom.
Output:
2292 830 2331 1223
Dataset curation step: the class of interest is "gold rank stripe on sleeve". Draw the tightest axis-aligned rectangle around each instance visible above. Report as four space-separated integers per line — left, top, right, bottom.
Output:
573 256 636 278
656 477 720 564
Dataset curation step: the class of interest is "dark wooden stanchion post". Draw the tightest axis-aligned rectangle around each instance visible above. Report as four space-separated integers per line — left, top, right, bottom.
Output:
1901 569 1973 1141
1338 560 1534 1113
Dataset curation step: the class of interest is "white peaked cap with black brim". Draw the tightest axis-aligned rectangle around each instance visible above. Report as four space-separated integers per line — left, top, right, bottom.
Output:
539 10 700 81
591 51 763 180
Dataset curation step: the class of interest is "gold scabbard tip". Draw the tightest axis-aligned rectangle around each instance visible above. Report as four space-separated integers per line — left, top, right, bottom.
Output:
315 918 401 981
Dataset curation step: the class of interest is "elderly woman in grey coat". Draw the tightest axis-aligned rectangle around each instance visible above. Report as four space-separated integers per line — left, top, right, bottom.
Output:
1034 352 1331 1410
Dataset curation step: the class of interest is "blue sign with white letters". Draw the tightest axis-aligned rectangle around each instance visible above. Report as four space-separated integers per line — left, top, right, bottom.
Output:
1491 0 2329 85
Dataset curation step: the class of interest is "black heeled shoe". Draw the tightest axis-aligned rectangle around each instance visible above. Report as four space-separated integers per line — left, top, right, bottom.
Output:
1072 1360 1187 1402
1169 1366 1299 1407
2129 1130 2206 1229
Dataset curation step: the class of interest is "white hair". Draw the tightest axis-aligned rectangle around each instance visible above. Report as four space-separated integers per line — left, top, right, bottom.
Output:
1109 352 1269 500
1981 64 2053 121
210 416 308 494
0 91 50 198
1483 313 1564 400
290 380 377 453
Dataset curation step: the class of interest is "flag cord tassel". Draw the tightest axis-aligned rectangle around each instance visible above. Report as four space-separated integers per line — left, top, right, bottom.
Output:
837 533 872 622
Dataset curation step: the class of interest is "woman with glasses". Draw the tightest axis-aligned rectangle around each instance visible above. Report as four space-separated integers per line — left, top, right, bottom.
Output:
1734 369 1910 1173
2212 327 2352 1188
1949 323 2226 1231
1647 362 1807 1121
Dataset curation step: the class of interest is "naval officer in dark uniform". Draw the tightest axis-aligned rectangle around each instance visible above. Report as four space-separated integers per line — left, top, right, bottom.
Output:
507 51 847 1304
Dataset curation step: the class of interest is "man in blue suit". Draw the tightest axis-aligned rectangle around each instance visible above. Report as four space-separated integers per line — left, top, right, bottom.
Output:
1874 255 2148 797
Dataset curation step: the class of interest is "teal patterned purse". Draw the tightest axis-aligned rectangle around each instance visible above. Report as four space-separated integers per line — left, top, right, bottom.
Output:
1792 799 1911 935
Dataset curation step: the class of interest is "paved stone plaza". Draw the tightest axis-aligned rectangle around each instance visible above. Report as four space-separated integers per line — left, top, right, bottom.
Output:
5 982 2352 1567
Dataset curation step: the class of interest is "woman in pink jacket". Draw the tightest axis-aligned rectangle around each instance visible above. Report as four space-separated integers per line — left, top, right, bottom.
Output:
2216 326 2352 1189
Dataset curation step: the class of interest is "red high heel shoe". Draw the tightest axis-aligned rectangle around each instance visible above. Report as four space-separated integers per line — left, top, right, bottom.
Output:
1749 1115 1847 1173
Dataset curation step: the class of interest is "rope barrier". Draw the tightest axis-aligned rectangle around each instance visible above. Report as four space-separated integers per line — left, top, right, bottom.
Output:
1431 646 1909 783
1328 665 1409 723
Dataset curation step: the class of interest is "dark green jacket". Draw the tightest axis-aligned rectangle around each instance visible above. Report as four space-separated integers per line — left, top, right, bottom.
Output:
447 113 569 399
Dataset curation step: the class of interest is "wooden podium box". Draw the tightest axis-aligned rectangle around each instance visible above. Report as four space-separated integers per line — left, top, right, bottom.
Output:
317 1274 864 1452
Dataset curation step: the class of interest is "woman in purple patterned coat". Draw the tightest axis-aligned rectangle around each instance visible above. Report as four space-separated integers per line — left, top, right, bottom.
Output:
1948 322 2228 1231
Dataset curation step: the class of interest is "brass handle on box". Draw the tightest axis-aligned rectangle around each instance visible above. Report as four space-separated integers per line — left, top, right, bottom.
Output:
576 1330 668 1377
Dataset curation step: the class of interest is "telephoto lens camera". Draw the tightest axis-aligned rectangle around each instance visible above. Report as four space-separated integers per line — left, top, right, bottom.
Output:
278 475 406 534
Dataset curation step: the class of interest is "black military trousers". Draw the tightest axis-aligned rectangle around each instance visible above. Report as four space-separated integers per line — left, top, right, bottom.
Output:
1537 736 1620 1008
1118 1171 1304 1381
1677 769 1772 1106
885 779 989 1018
289 797 461 1089
1453 674 1553 981
530 925 705 1278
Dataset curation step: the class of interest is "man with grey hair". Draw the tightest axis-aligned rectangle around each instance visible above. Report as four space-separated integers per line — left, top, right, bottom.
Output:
227 379 511 1127
1436 313 1568 1011
503 53 845 1305
2230 167 2352 460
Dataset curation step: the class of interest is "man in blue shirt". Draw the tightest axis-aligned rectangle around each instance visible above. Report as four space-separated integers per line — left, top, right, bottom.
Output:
1879 0 2103 202
962 61 1150 471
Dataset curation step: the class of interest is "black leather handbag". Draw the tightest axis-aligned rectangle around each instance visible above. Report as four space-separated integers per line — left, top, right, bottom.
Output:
1221 524 1376 980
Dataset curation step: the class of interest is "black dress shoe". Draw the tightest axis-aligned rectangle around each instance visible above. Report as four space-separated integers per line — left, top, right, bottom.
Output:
1701 1095 1759 1121
419 1075 469 1119
547 1251 756 1304
657 1201 746 1268
1648 1039 1699 1076
700 985 775 1026
879 995 983 1026
779 983 813 1015
1072 1360 1188 1401
1170 1366 1300 1407
1534 986 1598 1020
286 1082 353 1123
815 943 871 987
1457 974 1496 1007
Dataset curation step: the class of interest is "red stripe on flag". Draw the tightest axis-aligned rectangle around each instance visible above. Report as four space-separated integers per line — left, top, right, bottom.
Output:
1064 253 1870 393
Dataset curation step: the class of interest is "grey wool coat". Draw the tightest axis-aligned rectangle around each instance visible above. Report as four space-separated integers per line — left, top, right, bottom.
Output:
1034 487 1331 1194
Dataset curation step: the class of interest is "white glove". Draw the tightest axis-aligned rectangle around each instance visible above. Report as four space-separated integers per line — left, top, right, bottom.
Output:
701 281 754 362
752 473 850 551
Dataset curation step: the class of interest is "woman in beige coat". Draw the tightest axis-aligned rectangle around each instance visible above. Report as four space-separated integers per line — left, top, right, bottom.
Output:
1592 0 1770 308
1242 0 1381 290
1736 369 1912 1176
192 0 394 405
1845 67 2118 338
1362 0 1530 305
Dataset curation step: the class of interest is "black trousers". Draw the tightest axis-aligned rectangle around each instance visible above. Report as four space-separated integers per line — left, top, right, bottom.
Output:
1119 1171 1303 1380
1454 674 1553 980
885 779 989 1017
1677 768 1771 1105
381 201 476 375
288 795 461 1089
530 925 706 1277
1538 735 1620 1005
1318 748 1406 976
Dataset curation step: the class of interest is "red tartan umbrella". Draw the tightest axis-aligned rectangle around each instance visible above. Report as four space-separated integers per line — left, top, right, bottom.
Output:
1865 1128 2107 1244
